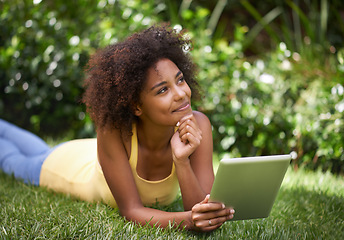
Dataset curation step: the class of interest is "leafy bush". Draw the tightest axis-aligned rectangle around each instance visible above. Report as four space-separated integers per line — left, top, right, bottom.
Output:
191 22 344 173
183 1 344 173
0 0 163 138
1 0 343 173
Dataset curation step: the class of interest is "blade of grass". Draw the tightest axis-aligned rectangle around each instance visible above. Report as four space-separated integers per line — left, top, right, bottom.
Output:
286 0 315 49
165 0 179 24
292 0 303 52
240 0 281 45
279 1 296 51
320 0 328 43
242 6 283 51
179 0 193 16
207 0 228 36
1 167 343 239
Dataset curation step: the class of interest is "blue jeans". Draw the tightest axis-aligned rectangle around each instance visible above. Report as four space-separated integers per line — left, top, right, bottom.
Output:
0 119 55 185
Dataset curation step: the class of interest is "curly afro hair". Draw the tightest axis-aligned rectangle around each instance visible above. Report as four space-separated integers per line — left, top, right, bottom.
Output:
83 25 200 135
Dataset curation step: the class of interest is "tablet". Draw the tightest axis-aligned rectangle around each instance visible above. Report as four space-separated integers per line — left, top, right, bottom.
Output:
209 154 291 221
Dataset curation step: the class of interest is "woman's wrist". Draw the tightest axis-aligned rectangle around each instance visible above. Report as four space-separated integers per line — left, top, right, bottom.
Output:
182 210 195 231
172 155 190 165
173 157 192 171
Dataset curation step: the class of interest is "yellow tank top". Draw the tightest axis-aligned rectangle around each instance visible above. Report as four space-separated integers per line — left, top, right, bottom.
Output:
39 124 179 207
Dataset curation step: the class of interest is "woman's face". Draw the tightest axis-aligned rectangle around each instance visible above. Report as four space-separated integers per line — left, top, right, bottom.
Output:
136 58 192 126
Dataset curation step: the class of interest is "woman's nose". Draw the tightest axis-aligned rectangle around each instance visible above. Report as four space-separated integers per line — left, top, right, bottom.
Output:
173 86 186 100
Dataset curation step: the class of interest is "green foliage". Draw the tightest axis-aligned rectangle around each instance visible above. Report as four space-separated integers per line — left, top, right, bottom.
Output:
1 168 344 238
181 1 344 173
1 0 343 173
262 44 344 173
0 0 163 138
239 0 344 58
1 0 93 137
194 30 344 173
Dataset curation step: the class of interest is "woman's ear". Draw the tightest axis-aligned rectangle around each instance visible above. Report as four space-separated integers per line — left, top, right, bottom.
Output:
134 106 142 116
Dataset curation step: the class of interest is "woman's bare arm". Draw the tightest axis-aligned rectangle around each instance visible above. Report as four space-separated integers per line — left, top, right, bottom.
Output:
171 111 214 210
97 127 194 229
97 120 232 232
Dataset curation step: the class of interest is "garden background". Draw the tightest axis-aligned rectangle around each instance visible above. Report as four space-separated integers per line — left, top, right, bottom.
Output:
1 0 344 239
1 0 344 174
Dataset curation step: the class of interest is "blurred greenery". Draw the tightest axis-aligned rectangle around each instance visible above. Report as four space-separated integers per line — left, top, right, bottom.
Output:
0 0 343 173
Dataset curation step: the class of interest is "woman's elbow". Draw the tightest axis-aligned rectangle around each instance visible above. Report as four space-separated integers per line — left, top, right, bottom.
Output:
118 205 144 223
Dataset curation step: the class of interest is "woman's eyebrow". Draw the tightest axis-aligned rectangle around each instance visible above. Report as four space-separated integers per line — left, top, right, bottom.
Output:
150 71 183 91
150 81 167 91
175 70 182 78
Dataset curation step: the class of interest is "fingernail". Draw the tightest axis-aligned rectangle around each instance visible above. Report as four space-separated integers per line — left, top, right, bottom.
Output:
176 122 180 127
222 203 225 209
230 209 235 214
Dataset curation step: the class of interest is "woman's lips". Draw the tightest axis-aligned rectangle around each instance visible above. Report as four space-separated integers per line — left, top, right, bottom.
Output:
173 102 191 112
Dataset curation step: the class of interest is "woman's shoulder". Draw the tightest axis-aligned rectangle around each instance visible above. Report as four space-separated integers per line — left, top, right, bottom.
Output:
97 125 132 141
192 110 211 127
97 126 131 159
192 110 208 118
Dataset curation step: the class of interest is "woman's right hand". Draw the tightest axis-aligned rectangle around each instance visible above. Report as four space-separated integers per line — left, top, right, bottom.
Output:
190 194 235 232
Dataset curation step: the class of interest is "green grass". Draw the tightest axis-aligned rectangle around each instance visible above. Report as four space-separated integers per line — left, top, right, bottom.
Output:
1 167 343 239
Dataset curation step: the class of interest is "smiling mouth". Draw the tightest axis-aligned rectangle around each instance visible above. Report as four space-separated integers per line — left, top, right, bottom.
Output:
173 102 191 112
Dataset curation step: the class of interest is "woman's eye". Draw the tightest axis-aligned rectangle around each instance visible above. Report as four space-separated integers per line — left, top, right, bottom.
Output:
157 87 168 95
178 76 185 83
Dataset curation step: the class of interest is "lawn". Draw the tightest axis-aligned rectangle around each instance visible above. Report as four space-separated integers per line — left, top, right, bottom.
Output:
1 166 343 239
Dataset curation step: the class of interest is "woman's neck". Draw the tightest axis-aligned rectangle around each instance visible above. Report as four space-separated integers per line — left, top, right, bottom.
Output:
136 121 174 152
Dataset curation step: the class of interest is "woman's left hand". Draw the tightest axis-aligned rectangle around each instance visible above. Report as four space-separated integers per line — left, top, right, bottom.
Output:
191 194 234 232
171 113 202 164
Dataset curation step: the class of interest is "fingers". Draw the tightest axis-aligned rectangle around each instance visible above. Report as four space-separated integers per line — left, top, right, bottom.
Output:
195 215 231 231
179 130 202 148
192 207 235 221
192 200 224 213
200 194 210 204
171 113 203 163
179 124 202 143
197 221 224 232
177 114 202 146
192 208 235 231
191 197 235 232
192 203 232 220
177 114 199 132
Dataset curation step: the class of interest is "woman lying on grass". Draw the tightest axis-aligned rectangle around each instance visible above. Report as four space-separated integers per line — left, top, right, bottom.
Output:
0 25 234 232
